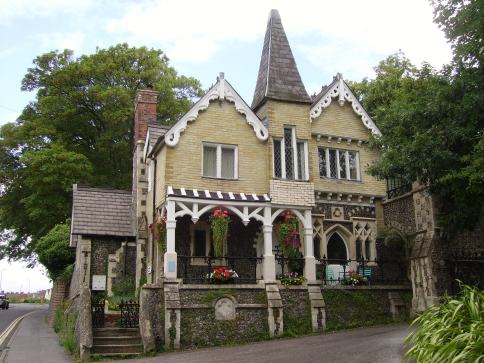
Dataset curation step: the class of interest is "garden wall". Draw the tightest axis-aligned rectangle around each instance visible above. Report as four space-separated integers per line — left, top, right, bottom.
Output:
279 287 312 336
322 286 412 331
178 286 268 349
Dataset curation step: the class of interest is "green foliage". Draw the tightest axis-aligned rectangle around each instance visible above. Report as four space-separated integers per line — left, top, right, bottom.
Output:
278 272 306 287
53 301 78 355
323 290 397 331
405 284 484 363
109 275 136 308
210 209 230 257
352 45 482 236
34 222 74 279
0 43 202 262
283 295 312 337
200 289 236 304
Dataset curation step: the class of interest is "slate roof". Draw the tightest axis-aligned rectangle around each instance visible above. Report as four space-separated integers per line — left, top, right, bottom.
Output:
148 124 168 148
252 9 311 110
70 185 134 246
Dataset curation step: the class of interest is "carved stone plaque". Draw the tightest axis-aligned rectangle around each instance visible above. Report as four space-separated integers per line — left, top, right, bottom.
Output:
214 297 236 320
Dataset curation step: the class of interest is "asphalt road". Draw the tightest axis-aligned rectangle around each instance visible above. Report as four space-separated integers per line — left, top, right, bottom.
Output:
0 304 47 337
109 324 411 363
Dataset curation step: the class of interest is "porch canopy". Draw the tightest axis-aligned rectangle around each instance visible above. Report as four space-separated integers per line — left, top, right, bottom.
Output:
161 186 316 282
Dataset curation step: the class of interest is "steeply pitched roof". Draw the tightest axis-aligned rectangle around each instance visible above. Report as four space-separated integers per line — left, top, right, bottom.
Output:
252 9 311 110
70 185 134 246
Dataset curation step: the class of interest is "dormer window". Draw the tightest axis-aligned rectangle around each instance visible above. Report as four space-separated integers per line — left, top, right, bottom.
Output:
273 127 308 180
202 143 238 179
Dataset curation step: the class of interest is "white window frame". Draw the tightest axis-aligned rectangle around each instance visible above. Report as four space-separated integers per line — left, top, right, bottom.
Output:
273 127 309 180
319 147 361 181
202 142 238 179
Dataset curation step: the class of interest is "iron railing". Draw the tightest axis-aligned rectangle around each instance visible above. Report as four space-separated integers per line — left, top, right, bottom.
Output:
386 178 412 199
91 299 105 328
448 252 484 295
317 257 409 285
119 299 139 328
177 255 263 284
275 255 305 276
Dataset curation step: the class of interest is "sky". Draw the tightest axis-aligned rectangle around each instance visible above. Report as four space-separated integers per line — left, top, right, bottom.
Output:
0 0 452 291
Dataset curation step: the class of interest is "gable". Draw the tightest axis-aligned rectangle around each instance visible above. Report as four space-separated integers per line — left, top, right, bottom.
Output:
312 103 371 141
164 73 269 147
310 74 381 137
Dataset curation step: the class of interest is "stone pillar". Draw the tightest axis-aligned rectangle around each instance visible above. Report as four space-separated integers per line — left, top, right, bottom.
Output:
164 281 180 349
303 210 316 281
79 284 93 361
164 200 177 279
139 284 164 352
262 207 276 281
265 282 283 337
307 283 326 332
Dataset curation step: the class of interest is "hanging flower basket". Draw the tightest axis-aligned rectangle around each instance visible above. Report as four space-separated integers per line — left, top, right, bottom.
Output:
278 211 301 256
149 215 167 254
210 208 230 257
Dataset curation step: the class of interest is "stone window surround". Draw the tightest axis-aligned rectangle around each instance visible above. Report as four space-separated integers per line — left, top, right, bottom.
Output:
201 142 239 180
273 126 309 181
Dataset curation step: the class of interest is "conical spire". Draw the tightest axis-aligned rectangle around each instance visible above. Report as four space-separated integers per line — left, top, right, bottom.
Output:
252 9 311 110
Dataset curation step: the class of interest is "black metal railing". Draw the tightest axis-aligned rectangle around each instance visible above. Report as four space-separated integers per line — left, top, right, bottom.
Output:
91 299 105 328
120 299 139 328
177 255 263 284
386 180 412 199
275 255 305 276
448 252 484 295
317 257 408 285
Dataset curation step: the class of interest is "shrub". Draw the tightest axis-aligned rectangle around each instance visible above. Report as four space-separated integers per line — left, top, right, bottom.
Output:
278 272 305 287
405 283 484 363
53 301 78 355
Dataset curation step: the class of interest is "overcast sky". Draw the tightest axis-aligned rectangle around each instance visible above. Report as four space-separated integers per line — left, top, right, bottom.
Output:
0 0 452 291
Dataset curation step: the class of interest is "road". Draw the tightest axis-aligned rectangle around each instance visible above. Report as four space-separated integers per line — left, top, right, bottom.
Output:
109 324 411 363
0 304 47 348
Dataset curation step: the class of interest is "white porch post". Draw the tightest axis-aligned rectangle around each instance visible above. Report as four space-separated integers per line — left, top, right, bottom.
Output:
164 199 177 279
303 209 316 281
262 206 276 281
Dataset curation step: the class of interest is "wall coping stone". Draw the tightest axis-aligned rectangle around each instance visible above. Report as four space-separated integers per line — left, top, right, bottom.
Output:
323 284 411 291
180 284 265 290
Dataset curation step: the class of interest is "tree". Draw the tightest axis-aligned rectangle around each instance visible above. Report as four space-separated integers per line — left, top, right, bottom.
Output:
34 222 74 280
351 0 483 236
0 43 202 262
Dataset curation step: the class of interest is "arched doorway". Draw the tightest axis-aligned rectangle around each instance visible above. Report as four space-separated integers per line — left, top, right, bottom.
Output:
327 232 348 263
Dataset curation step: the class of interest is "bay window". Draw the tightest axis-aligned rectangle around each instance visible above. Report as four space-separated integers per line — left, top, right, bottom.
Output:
319 147 360 181
273 127 308 180
202 143 238 179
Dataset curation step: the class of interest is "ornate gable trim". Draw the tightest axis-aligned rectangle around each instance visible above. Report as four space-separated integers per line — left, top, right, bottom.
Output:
310 74 382 137
165 73 269 147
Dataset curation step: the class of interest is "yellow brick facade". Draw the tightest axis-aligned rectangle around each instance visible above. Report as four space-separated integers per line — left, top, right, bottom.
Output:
156 100 269 207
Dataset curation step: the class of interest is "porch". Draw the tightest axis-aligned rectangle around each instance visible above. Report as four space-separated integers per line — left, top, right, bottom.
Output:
158 187 316 284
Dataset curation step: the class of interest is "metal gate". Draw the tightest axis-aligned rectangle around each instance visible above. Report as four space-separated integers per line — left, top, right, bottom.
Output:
91 299 105 328
120 300 139 328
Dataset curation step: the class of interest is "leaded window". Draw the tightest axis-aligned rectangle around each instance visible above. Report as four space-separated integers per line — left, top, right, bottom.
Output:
273 127 308 180
318 147 360 181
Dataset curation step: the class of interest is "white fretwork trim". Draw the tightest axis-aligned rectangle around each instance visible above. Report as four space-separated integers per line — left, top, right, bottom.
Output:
310 73 382 137
164 72 269 146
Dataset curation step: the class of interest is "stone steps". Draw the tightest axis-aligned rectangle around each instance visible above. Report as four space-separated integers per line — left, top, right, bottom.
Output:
92 327 143 356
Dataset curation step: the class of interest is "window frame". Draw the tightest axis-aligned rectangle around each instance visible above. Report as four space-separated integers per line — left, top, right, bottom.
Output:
318 147 361 181
201 142 238 180
273 127 309 181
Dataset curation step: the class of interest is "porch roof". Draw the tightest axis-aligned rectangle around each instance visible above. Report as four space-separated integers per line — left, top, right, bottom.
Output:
167 186 270 203
70 184 135 247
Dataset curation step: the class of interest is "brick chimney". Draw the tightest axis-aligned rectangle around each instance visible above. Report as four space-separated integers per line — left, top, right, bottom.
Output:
134 85 159 142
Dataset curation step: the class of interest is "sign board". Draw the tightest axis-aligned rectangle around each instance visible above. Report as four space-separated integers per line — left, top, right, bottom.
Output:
92 275 106 291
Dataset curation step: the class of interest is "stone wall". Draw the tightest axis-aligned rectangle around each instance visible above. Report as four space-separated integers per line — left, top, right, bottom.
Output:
322 287 411 330
139 285 164 352
279 287 312 336
382 193 416 236
179 287 268 349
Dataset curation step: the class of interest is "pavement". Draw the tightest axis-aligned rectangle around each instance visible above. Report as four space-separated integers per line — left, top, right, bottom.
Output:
0 304 45 336
1 306 72 363
107 324 411 363
0 307 410 363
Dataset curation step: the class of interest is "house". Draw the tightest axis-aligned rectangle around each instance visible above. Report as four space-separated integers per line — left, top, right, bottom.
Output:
67 8 483 355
